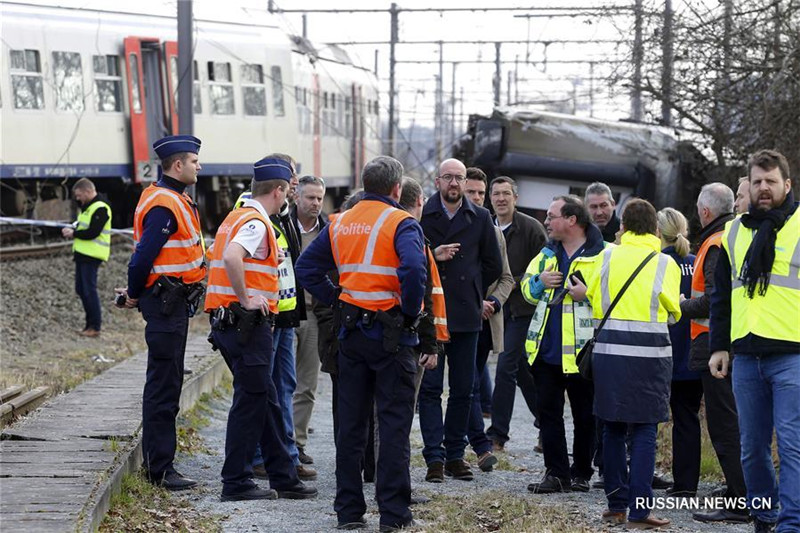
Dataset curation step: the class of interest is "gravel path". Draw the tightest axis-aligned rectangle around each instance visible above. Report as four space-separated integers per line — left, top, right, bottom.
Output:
177 358 752 533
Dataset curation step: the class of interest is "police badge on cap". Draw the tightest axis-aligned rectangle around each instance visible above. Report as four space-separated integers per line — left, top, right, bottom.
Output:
253 157 293 182
153 135 202 160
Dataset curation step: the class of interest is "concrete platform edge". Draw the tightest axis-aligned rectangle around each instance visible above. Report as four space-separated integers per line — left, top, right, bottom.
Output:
78 355 231 533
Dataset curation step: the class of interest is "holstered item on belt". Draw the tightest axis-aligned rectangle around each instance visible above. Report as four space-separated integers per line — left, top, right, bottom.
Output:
376 309 404 353
152 276 205 317
229 301 267 345
152 276 184 315
185 283 205 318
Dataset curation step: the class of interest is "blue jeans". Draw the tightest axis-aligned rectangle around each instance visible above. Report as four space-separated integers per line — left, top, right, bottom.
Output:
733 353 800 530
75 260 102 331
603 421 657 521
479 366 493 415
254 327 299 467
418 331 478 465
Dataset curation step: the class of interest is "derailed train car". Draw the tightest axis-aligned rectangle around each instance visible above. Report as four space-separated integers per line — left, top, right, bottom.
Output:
456 107 707 219
0 2 381 228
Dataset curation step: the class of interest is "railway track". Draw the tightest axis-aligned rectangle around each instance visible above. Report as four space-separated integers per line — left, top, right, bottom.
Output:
0 240 74 261
0 385 50 428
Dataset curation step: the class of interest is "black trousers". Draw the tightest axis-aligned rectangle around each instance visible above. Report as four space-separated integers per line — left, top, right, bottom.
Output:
532 357 595 481
335 329 416 529
701 369 747 498
669 379 703 492
213 323 298 494
140 289 188 478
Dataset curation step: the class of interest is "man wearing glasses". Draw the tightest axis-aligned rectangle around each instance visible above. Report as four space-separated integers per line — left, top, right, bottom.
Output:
418 158 503 482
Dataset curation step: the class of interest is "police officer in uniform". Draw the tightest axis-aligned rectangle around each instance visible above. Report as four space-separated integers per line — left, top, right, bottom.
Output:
296 156 427 531
205 157 317 501
116 135 207 490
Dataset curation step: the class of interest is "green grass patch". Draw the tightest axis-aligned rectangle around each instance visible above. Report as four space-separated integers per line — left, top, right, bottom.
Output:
100 471 221 533
413 490 594 532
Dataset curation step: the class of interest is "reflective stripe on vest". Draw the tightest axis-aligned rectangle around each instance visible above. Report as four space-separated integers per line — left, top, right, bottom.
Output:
133 185 206 288
204 208 280 313
330 200 413 312
426 246 449 342
73 200 111 261
524 253 594 372
689 231 722 339
722 210 800 344
272 221 298 313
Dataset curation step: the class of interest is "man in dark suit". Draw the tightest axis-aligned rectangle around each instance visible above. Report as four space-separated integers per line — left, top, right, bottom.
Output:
418 158 503 483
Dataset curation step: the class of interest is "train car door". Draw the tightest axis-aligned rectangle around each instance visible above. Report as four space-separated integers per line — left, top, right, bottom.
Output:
124 37 174 183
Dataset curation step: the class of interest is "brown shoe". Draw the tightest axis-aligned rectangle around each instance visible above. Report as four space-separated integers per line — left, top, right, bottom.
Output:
444 459 474 481
627 515 670 529
80 328 100 338
602 510 626 525
252 463 268 480
477 451 498 472
425 462 444 483
491 440 505 453
296 465 317 481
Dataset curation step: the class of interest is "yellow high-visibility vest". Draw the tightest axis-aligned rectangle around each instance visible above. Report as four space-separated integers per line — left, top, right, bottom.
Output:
722 209 800 344
73 200 111 261
520 244 606 372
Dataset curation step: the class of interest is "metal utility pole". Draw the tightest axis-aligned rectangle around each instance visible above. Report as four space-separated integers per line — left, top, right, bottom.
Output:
451 62 457 146
177 0 193 135
589 61 595 117
435 41 444 168
302 14 307 39
460 87 464 136
661 0 673 126
631 0 643 122
387 3 398 157
493 42 502 106
177 0 193 198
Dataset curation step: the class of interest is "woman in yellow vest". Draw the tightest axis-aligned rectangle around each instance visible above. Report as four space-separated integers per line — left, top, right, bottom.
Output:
61 177 111 338
584 199 681 529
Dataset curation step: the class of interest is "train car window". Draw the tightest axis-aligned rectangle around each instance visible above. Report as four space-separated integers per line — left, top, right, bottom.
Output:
271 66 285 117
52 52 84 112
128 53 142 113
10 49 44 109
192 60 202 114
93 55 122 112
241 64 266 116
322 92 329 135
337 95 344 136
345 96 352 137
207 61 234 115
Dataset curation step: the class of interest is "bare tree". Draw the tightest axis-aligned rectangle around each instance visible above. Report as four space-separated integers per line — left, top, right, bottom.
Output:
615 0 800 186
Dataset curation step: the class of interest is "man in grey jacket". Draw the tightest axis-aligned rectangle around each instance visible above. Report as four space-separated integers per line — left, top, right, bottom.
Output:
486 176 547 452
464 168 514 471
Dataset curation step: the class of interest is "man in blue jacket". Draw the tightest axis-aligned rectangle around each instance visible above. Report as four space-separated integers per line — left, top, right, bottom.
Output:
418 158 503 483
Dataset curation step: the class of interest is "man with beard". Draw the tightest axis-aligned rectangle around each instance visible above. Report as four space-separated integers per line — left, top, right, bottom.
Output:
585 182 620 243
709 149 800 533
418 159 502 482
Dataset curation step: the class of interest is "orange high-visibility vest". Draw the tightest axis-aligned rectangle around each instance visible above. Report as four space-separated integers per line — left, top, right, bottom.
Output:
690 231 723 339
329 199 414 312
426 246 450 342
204 207 280 314
133 184 206 288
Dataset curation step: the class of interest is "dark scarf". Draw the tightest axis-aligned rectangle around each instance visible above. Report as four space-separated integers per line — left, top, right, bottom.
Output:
739 190 796 298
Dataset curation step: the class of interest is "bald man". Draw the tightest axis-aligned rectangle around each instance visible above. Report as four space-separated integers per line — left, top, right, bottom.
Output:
417 158 503 483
